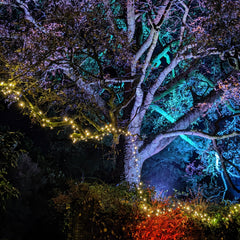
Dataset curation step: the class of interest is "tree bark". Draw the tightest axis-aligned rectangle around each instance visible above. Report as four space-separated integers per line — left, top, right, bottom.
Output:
124 89 222 184
124 136 143 184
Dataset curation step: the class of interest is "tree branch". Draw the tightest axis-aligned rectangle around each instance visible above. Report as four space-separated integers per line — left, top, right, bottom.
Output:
76 77 107 114
179 45 220 60
153 0 173 27
213 140 240 193
160 130 240 140
103 77 137 83
179 1 190 46
153 59 199 102
131 28 156 75
140 89 221 160
143 56 181 117
127 0 135 42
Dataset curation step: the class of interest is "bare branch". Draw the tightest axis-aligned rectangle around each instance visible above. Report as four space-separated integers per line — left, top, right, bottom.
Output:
131 28 156 75
143 56 181 113
153 0 173 27
139 32 159 84
127 0 135 42
103 77 137 83
160 130 240 140
179 1 190 46
140 89 220 160
129 31 160 132
182 51 221 60
213 140 240 193
179 45 220 60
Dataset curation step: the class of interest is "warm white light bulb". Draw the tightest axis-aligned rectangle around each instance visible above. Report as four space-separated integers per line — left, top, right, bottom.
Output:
19 102 24 107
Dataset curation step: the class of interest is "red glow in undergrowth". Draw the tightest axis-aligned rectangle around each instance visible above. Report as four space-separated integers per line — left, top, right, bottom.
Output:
132 203 188 240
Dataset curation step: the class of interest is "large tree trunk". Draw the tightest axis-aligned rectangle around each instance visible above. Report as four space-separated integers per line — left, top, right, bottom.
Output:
123 137 171 184
124 136 143 184
124 89 221 184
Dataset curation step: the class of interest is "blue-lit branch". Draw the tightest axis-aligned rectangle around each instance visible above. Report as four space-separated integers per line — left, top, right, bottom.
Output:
213 140 240 193
149 104 201 150
151 104 240 198
160 130 240 141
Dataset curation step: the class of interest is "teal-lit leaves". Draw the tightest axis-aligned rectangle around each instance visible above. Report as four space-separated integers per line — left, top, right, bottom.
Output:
110 0 122 16
115 19 127 31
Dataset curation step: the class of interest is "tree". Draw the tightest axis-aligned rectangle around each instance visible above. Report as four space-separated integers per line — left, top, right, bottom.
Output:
0 0 240 193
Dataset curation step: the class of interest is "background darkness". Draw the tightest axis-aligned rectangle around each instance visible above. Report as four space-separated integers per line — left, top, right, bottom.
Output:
0 98 118 240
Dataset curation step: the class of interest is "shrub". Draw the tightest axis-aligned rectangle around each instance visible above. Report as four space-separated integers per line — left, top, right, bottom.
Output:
131 201 189 240
52 180 143 239
52 181 240 240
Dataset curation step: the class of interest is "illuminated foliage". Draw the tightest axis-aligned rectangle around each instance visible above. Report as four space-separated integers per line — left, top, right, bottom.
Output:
132 206 188 240
53 181 240 239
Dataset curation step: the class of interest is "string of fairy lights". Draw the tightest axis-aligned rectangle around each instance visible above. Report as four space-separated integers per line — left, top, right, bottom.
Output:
0 81 135 142
137 180 240 225
1 80 240 226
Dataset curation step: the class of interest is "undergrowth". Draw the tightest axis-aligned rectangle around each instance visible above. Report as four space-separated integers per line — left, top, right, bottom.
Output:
52 180 240 240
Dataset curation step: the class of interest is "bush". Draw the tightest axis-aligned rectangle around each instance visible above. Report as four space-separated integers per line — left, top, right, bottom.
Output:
52 181 240 240
52 180 143 239
132 205 188 239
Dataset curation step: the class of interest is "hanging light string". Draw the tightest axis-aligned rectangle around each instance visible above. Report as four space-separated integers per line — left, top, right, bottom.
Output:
0 81 132 138
1 81 239 226
0 80 142 180
137 180 240 225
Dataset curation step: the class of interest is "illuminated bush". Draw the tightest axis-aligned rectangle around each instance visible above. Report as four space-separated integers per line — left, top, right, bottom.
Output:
131 200 189 240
